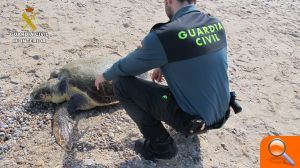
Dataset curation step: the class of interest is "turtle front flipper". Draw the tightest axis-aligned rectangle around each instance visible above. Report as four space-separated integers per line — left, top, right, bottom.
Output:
53 103 75 151
53 94 94 151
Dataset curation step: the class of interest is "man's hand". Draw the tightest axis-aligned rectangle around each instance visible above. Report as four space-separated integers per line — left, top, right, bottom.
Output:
151 68 164 83
94 73 106 90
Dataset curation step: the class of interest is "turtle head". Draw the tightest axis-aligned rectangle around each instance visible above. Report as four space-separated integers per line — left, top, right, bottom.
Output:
31 78 63 103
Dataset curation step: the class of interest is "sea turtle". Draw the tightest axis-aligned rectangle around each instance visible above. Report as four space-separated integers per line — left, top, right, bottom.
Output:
30 57 121 150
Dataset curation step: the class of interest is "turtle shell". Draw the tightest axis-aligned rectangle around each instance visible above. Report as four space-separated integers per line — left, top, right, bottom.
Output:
60 56 119 105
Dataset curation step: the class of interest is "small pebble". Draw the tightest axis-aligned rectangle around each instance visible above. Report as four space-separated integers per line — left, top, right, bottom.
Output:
108 132 114 138
116 126 121 131
123 23 129 28
20 143 26 148
5 134 12 140
10 80 19 85
21 127 29 131
84 159 94 166
27 69 36 73
35 159 45 166
2 124 9 129
221 142 228 151
0 75 10 80
31 55 40 60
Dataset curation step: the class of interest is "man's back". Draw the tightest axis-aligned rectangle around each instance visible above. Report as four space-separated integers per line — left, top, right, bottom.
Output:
152 6 230 125
162 48 230 125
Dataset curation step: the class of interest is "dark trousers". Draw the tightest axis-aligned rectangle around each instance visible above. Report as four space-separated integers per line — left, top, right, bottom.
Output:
112 76 200 141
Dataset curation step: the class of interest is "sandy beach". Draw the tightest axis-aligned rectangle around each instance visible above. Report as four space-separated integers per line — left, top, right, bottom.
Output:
0 0 299 167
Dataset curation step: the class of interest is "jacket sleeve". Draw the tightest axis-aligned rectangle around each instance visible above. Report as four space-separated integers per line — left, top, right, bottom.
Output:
103 32 168 81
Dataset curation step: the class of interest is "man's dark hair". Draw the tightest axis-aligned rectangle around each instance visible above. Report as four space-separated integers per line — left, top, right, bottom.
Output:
177 0 194 4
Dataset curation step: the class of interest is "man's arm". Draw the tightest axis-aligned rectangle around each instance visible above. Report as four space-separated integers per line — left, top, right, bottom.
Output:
102 32 168 81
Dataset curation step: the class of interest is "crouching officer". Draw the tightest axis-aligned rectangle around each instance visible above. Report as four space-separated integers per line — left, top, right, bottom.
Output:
95 0 242 161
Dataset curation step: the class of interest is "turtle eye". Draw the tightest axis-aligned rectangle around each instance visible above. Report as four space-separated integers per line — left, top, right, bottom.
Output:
39 93 49 100
31 81 54 102
34 89 51 101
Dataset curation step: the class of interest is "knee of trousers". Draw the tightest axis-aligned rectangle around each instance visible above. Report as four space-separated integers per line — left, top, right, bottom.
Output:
112 76 136 99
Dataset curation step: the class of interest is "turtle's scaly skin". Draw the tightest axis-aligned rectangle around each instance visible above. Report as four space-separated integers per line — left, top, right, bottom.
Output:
53 106 74 150
31 57 120 150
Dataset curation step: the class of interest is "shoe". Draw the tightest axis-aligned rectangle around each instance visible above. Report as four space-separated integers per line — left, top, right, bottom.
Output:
134 137 178 161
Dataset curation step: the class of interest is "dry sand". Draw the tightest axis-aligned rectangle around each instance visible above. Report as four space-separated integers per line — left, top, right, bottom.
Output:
0 0 299 167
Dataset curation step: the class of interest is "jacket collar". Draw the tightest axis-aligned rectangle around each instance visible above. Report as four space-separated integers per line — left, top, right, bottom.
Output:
171 5 199 21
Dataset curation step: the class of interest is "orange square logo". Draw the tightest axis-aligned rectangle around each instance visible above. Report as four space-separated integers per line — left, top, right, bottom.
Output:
260 136 300 168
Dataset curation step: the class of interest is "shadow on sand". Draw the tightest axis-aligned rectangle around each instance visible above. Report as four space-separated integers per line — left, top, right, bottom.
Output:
24 100 120 168
25 101 203 167
117 128 203 168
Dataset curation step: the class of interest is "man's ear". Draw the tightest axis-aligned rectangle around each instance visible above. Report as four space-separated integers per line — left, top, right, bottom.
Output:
165 0 172 5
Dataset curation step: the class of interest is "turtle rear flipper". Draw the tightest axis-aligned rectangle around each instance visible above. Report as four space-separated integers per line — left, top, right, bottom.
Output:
53 104 75 151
